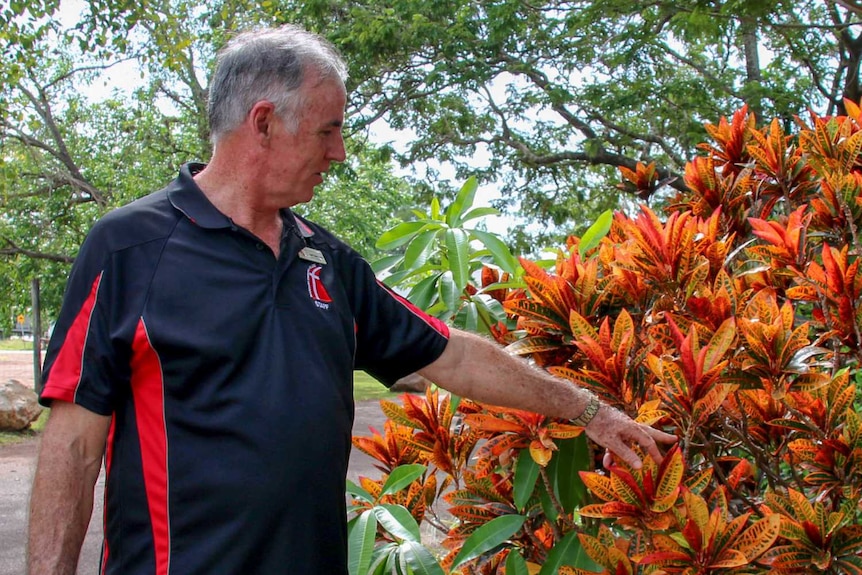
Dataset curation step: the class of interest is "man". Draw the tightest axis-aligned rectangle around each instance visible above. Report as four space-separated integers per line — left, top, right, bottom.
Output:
28 25 675 574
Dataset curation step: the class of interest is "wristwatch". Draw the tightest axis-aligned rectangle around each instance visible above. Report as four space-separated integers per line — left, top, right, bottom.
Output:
572 393 602 427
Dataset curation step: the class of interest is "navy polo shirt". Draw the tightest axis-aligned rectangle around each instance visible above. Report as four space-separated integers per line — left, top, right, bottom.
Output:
40 163 450 574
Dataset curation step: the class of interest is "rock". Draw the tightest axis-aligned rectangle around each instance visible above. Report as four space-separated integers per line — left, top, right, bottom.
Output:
0 379 43 431
390 372 429 393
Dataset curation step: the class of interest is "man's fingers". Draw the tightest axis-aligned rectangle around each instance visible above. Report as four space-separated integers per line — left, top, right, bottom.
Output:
604 424 677 468
638 426 678 462
586 406 677 469
648 427 678 444
604 440 642 470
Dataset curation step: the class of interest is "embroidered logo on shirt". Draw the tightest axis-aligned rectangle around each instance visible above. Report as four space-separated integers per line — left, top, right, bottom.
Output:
306 265 332 309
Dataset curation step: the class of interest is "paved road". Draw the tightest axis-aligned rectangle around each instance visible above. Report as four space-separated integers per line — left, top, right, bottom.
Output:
0 399 393 575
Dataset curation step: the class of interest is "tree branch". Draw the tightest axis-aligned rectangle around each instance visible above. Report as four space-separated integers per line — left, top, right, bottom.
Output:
0 237 74 263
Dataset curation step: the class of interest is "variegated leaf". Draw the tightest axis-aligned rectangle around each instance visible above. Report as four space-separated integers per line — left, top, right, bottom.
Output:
692 383 737 426
685 468 714 494
709 548 748 568
580 471 617 502
684 491 710 530
735 514 781 560
577 533 612 569
578 503 615 518
610 469 647 508
655 446 684 502
506 336 565 356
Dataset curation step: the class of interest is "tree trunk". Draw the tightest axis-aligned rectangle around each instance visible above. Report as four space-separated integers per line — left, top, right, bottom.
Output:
741 22 763 119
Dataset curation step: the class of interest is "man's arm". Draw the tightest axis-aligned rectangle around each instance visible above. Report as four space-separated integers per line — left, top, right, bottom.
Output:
28 400 111 575
419 329 676 469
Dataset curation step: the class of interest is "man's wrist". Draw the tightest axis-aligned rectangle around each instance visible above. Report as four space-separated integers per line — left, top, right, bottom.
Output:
572 392 602 427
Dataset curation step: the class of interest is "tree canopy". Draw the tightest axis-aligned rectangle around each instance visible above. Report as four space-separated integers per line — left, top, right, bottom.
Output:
300 0 862 246
2 0 862 322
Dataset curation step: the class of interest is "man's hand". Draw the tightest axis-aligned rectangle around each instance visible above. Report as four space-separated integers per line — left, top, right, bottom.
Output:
584 404 677 470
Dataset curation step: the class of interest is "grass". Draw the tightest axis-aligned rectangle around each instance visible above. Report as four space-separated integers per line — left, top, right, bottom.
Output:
0 372 401 446
353 370 404 402
0 338 36 351
0 409 48 445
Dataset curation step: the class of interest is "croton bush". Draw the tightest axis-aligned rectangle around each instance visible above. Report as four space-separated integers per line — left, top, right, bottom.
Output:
347 102 862 574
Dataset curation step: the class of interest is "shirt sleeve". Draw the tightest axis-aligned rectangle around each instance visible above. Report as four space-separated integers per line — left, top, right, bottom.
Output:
40 225 124 415
349 254 450 387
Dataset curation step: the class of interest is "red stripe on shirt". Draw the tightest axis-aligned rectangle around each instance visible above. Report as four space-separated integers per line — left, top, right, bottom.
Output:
42 272 103 403
375 280 450 338
130 318 171 575
100 416 117 575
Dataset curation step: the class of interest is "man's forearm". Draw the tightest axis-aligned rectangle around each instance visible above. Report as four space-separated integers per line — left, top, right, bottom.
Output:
421 329 677 468
420 329 596 420
27 454 93 575
27 402 109 575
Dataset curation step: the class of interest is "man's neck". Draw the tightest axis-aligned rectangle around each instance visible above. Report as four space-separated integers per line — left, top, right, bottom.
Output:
193 162 285 257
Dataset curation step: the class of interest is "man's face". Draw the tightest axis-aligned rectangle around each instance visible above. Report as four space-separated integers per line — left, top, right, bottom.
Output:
267 75 347 206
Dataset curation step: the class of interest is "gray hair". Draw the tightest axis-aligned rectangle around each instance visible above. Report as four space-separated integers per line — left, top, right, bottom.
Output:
207 24 348 144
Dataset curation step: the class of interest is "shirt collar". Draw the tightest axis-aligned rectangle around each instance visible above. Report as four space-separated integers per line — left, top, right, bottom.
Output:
167 163 317 238
167 163 232 229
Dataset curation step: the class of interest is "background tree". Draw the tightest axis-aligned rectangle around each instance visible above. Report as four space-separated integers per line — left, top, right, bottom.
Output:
289 0 862 248
0 1 414 326
4 0 862 323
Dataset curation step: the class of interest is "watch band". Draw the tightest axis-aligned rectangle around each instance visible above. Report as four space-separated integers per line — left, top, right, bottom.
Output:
572 393 602 427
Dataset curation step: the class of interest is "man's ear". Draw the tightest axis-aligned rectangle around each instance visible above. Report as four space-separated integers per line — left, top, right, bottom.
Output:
248 100 277 142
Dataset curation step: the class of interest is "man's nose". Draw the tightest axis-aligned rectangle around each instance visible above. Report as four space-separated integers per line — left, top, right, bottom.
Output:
328 136 346 163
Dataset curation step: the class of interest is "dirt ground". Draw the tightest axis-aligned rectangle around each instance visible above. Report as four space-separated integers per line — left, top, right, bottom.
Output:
0 350 401 575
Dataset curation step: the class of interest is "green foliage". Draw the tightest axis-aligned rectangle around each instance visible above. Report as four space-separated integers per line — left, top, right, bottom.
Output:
347 463 446 575
373 176 518 331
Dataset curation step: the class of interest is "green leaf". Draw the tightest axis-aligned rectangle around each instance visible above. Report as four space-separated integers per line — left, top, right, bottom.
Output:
408 273 442 311
348 511 378 575
449 393 462 415
402 230 439 273
369 543 398 575
385 263 440 287
505 551 530 575
430 197 441 221
444 228 471 292
456 300 479 332
377 221 429 250
469 296 500 335
468 228 518 274
450 514 526 570
478 295 507 324
397 540 446 575
540 484 559 523
461 206 500 223
539 530 593 574
370 254 403 275
373 504 421 543
481 280 526 292
346 479 374 503
446 176 478 227
380 464 427 497
578 209 613 258
548 436 589 513
439 270 459 313
513 448 540 511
